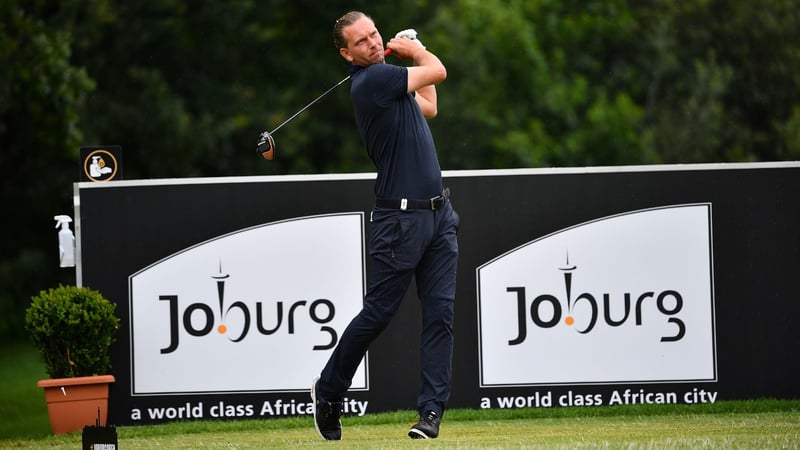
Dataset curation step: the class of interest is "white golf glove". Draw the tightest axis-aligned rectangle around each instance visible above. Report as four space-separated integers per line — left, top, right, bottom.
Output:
395 29 425 49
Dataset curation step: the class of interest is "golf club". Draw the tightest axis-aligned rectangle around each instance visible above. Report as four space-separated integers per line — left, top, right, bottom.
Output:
256 48 392 160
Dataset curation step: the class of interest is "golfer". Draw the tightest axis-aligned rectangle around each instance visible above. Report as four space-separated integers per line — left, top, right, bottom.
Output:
312 11 459 441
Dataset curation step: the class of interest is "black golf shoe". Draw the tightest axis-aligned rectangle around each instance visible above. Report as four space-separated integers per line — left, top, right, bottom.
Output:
408 410 440 439
311 377 342 440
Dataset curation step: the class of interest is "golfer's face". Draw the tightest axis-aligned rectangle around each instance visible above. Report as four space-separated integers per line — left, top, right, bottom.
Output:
341 17 384 66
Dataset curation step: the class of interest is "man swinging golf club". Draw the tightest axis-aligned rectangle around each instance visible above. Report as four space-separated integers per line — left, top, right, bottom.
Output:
311 11 459 441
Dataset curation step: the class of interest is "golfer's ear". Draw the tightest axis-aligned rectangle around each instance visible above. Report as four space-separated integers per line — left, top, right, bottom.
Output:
339 48 352 62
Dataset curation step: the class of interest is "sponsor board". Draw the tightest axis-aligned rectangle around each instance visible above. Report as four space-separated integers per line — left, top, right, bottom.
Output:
477 204 716 386
128 213 367 395
75 163 800 424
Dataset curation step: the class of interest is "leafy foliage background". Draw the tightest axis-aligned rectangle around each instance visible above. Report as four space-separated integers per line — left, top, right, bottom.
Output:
1 0 798 340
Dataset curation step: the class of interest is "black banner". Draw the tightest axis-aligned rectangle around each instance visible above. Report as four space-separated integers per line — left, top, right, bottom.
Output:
75 163 799 426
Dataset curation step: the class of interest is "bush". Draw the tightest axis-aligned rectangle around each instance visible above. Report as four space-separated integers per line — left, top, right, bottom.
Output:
24 285 120 378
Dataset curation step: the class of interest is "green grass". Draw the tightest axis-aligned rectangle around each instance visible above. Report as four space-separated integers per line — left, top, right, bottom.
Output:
2 344 798 448
0 342 51 439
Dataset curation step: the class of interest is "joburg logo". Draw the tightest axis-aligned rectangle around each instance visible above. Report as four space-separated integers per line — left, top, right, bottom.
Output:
506 254 685 345
129 212 365 394
159 262 338 354
476 204 716 386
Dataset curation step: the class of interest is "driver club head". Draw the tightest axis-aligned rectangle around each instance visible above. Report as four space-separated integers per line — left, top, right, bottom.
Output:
256 131 275 160
255 74 355 161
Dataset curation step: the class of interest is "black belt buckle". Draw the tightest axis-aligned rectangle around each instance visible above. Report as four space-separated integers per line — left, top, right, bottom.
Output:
430 188 449 210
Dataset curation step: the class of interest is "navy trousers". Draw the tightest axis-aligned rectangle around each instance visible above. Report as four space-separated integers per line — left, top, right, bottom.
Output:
318 199 459 416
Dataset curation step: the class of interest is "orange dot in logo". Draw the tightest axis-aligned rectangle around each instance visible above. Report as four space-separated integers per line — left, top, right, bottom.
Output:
565 316 575 326
218 324 227 334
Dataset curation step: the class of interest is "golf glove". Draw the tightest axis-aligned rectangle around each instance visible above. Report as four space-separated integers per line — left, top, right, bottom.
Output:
395 29 425 49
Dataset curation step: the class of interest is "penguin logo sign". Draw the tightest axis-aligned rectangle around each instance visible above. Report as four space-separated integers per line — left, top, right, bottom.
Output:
82 148 120 182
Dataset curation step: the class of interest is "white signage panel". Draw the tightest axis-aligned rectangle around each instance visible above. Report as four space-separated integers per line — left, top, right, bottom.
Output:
129 213 366 395
477 204 716 386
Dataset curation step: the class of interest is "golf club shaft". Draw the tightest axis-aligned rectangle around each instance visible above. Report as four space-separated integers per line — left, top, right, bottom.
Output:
270 75 351 135
269 48 393 135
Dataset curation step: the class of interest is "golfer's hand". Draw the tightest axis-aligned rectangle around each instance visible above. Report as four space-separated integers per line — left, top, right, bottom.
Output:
395 29 425 49
387 35 426 60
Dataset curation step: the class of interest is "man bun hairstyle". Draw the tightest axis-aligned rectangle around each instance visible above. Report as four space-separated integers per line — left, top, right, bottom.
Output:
333 11 368 49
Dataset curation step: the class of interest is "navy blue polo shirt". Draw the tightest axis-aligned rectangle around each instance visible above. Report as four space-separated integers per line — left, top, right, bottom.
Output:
347 63 443 200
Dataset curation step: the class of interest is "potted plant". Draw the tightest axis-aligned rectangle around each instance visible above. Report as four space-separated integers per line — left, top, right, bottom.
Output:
25 284 120 434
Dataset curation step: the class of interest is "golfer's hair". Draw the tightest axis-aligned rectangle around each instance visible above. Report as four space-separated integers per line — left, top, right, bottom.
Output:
333 11 369 49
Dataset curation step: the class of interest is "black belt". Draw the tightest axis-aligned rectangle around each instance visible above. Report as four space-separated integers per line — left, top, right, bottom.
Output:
376 188 450 211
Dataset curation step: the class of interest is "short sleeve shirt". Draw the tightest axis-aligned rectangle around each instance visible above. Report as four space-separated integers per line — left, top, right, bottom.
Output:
348 63 443 200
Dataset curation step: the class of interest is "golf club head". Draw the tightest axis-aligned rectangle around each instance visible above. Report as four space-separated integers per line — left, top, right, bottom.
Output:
256 131 275 160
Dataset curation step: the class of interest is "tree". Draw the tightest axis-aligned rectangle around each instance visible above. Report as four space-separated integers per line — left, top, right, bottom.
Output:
426 0 799 167
0 1 103 339
427 0 654 169
630 0 800 162
1 0 798 341
73 0 450 178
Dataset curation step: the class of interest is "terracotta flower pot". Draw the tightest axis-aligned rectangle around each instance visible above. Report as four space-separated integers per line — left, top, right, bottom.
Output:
37 375 115 434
